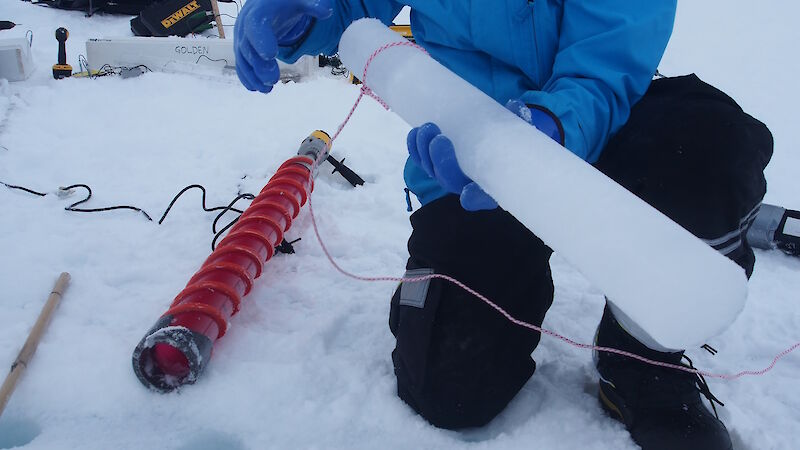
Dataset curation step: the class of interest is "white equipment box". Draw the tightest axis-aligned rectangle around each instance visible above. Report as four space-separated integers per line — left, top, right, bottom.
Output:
85 37 317 80
0 37 35 82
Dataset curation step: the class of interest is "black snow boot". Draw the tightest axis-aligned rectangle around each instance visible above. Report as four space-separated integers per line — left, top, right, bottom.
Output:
594 306 732 450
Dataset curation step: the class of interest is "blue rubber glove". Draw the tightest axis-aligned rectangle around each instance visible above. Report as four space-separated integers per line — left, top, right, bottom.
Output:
407 123 497 211
407 101 563 211
234 0 332 93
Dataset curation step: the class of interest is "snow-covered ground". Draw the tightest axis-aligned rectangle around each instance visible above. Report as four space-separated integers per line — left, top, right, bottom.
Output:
1 2 798 449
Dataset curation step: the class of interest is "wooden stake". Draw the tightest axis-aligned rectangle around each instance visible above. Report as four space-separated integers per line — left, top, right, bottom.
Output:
211 0 225 39
0 272 70 418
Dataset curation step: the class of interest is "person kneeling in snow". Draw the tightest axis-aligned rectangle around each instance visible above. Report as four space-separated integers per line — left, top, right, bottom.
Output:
233 1 773 449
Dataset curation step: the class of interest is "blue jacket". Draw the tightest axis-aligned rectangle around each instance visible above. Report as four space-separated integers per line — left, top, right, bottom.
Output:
280 1 677 205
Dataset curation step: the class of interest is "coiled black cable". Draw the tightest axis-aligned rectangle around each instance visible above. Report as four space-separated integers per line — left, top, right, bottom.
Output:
1 180 271 250
62 183 153 221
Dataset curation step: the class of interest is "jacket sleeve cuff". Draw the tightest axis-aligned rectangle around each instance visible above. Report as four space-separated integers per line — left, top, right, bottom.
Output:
526 104 565 147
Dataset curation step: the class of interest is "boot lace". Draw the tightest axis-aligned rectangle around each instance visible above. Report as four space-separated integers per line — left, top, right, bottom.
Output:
682 354 725 419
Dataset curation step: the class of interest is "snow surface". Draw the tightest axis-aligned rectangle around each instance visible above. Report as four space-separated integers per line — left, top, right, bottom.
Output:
1 2 798 449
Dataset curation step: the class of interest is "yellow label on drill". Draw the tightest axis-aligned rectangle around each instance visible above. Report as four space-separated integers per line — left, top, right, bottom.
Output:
310 130 332 147
161 0 201 29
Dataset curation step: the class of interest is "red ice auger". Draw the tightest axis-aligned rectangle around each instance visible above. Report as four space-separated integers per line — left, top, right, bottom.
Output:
132 131 331 392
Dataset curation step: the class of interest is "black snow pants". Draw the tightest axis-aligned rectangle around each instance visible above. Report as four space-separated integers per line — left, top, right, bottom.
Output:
388 74 773 430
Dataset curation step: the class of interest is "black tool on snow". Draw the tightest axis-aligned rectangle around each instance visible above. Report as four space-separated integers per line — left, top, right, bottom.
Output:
26 1 205 17
131 0 214 37
52 27 73 79
326 155 366 187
